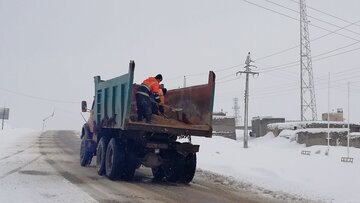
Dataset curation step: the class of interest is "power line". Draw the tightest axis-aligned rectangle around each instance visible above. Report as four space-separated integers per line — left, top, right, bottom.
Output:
170 20 360 82
251 72 360 98
217 43 360 85
258 44 360 74
170 1 360 85
288 0 360 28
254 66 360 94
0 87 78 104
241 0 360 42
263 0 360 37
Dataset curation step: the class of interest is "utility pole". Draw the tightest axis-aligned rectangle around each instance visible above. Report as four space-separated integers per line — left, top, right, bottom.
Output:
42 110 55 131
233 98 240 127
347 82 350 157
326 73 330 156
300 0 317 121
1 105 5 130
237 52 258 148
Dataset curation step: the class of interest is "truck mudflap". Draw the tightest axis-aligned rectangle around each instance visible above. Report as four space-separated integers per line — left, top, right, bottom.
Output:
175 143 200 154
145 142 199 153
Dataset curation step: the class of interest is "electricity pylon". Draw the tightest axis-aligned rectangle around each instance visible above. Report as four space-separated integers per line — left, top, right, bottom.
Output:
300 0 317 121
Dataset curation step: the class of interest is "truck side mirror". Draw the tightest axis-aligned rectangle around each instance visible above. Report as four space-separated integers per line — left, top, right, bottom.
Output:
81 101 87 112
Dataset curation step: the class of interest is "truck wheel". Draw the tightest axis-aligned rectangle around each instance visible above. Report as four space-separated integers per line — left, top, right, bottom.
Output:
122 151 137 181
105 138 124 180
164 153 185 182
152 167 165 181
80 139 92 167
181 153 197 183
96 137 109 176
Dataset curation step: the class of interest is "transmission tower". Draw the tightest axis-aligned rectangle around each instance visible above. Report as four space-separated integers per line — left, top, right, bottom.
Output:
300 0 317 121
233 98 240 126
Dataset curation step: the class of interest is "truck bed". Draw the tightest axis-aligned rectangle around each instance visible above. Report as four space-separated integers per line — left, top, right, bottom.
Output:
94 61 215 137
128 115 211 136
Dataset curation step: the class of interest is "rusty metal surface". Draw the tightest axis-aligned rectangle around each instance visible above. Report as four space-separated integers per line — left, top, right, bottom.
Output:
166 71 215 126
126 122 211 137
127 71 215 137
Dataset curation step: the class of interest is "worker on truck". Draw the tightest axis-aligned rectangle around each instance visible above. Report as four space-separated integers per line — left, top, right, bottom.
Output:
136 74 163 123
151 87 167 115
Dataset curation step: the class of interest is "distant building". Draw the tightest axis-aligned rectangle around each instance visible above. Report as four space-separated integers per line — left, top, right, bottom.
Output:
212 110 236 140
267 121 360 148
252 116 285 137
322 108 344 121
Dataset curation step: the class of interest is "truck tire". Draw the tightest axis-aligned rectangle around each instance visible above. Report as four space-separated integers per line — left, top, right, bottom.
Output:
181 153 197 183
105 138 136 181
120 151 137 181
105 138 124 180
96 137 109 175
80 139 92 167
164 153 185 182
152 167 165 181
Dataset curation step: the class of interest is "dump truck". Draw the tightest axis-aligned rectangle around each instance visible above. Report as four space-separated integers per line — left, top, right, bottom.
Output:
80 61 215 183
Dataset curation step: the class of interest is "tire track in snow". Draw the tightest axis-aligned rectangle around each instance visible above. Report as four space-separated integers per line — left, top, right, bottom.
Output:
0 154 42 179
0 144 36 161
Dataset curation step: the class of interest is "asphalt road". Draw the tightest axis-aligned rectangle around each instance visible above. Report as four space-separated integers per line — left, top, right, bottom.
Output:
38 131 297 203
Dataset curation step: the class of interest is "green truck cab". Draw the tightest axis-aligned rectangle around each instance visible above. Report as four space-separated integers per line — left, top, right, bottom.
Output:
80 60 215 183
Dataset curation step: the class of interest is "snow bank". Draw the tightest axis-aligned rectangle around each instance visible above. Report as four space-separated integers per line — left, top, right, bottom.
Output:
268 121 349 130
193 132 360 203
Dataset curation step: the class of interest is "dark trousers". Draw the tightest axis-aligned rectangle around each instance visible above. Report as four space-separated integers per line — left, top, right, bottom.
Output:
136 93 152 123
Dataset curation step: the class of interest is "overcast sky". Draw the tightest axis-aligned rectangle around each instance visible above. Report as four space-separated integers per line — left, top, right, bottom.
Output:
1 0 360 130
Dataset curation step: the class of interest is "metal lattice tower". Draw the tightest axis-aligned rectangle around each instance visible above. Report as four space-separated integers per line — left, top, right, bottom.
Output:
300 0 317 121
233 98 240 126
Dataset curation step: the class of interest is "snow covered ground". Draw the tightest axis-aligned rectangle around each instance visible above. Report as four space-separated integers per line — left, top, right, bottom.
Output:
1 126 359 203
193 130 360 203
0 127 96 203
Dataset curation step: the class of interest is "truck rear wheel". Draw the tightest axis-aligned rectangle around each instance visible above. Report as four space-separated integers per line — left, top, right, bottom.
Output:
120 151 137 181
152 167 165 181
105 138 123 180
164 153 185 182
96 137 109 175
105 138 136 181
181 153 197 183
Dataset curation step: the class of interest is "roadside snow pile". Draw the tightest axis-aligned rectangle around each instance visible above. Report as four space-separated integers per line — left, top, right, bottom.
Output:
268 121 347 130
193 132 360 203
0 129 97 203
0 128 37 158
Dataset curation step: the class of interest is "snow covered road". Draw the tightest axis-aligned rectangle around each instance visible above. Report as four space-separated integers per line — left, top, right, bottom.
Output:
2 128 355 203
36 130 287 203
0 129 97 203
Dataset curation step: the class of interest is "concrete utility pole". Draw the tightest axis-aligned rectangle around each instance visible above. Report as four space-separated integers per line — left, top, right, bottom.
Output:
347 82 350 157
233 98 240 127
326 73 330 156
237 52 258 148
1 105 5 130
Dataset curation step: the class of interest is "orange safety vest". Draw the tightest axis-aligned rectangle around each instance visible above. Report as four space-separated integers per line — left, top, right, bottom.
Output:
159 89 165 105
142 77 161 95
